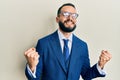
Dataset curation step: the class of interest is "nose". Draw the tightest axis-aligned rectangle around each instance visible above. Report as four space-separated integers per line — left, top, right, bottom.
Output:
67 15 73 20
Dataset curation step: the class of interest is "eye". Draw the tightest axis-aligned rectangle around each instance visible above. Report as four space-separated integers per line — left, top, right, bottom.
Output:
60 12 79 19
72 13 79 19
63 12 70 17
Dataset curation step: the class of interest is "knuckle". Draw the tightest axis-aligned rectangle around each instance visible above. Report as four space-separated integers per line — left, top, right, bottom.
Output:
24 51 28 55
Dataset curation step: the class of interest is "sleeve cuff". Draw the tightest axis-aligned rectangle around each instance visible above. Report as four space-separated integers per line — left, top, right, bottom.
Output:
96 63 106 75
26 64 36 78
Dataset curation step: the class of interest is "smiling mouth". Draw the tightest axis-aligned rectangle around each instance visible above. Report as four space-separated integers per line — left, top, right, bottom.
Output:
65 21 74 25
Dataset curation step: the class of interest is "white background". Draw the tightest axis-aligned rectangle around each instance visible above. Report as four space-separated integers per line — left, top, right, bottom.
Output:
0 0 120 80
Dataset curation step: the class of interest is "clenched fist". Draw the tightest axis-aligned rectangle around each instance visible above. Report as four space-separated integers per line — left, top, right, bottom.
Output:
24 48 40 72
98 50 112 69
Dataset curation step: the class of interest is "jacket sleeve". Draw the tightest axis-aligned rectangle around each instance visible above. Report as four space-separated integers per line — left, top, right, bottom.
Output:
81 43 105 80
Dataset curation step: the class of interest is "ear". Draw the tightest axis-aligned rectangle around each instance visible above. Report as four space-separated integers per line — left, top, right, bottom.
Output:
56 17 59 23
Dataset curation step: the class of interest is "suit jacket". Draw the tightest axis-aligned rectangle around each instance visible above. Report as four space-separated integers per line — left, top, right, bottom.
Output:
25 30 105 80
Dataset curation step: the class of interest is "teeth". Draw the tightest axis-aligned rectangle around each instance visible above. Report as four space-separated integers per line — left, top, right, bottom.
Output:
66 21 72 25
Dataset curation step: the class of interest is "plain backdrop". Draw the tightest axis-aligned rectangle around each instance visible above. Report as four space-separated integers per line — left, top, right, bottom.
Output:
0 0 120 80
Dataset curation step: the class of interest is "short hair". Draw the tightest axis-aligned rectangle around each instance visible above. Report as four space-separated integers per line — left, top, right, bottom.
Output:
57 3 76 16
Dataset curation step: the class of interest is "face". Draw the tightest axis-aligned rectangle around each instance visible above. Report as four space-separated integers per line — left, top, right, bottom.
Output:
56 6 78 32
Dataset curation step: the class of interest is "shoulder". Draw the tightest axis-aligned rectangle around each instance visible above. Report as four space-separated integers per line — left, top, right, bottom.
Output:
73 34 87 45
36 31 57 52
73 34 88 50
37 31 57 44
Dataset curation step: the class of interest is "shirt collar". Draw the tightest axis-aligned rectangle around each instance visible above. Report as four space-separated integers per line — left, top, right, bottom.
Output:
57 29 73 42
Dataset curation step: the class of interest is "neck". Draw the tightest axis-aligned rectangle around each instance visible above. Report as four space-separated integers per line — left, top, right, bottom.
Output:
59 28 72 38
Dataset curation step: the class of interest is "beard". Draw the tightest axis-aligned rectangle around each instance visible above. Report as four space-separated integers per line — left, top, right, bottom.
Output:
58 21 76 33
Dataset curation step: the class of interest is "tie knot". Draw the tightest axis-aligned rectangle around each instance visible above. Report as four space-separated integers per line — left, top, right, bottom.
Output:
63 39 69 45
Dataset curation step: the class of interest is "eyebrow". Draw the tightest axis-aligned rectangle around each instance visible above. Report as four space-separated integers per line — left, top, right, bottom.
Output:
60 11 77 14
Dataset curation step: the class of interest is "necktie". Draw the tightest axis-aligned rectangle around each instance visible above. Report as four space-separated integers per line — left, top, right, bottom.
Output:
63 39 69 61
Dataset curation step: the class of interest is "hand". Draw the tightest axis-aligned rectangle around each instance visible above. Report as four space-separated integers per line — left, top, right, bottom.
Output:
98 50 112 69
24 48 40 72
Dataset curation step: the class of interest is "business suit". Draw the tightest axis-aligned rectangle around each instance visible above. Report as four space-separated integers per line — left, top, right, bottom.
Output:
25 30 105 80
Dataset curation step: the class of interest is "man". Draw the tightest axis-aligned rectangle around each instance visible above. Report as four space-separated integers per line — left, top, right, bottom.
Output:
24 3 112 80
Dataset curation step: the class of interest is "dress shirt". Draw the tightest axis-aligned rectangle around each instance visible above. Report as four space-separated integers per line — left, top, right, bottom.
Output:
57 29 72 54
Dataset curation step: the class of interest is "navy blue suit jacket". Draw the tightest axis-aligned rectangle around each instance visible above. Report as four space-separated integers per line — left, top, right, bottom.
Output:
25 30 105 80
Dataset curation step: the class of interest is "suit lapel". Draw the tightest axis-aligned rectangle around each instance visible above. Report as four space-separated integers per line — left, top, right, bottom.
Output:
50 31 67 74
68 35 82 76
